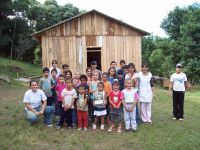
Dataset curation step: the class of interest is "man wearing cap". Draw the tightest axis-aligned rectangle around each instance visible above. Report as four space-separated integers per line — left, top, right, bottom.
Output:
169 63 187 121
91 60 102 80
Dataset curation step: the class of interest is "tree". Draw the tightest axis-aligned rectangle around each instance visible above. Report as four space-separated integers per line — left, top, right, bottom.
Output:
160 2 200 83
0 0 84 62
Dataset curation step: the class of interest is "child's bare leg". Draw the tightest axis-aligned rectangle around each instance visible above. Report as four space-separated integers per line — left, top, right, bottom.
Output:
107 115 111 125
94 116 98 125
118 122 122 128
100 115 105 125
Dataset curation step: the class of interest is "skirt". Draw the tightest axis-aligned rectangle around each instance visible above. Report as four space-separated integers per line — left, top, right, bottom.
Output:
94 110 107 116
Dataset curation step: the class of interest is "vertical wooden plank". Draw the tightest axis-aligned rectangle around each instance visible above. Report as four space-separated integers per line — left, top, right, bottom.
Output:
78 18 81 36
41 37 46 67
73 36 77 74
82 36 87 74
66 22 70 36
64 37 70 68
60 37 65 68
68 37 72 72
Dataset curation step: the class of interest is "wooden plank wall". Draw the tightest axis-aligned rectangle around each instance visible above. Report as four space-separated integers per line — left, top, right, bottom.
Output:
41 35 141 74
42 12 142 37
101 36 141 72
42 36 87 74
40 11 143 74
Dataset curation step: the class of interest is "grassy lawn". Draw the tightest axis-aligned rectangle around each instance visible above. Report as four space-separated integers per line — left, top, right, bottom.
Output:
0 57 200 150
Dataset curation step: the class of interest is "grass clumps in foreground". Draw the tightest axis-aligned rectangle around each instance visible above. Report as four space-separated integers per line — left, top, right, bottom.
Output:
0 84 200 150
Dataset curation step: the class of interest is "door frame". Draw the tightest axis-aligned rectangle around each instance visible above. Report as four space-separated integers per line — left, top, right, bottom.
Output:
86 46 102 71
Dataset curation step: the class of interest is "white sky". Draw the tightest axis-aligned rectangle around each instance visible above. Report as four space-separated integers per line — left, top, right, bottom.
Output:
38 0 200 37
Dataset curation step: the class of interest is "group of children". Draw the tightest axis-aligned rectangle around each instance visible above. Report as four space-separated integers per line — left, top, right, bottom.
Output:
38 59 154 132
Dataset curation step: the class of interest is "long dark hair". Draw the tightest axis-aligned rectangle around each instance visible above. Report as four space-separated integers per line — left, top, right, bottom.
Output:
108 67 116 78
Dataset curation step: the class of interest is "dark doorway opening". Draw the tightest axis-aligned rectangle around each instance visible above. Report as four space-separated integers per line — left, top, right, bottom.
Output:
87 47 101 71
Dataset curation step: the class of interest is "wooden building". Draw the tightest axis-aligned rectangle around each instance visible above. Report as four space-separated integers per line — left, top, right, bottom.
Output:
33 9 149 73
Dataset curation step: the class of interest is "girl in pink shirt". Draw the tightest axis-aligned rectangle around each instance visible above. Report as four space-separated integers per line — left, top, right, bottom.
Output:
55 75 66 118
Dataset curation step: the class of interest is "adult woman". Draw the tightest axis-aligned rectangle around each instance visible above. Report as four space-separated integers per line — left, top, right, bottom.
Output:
138 63 154 124
49 59 61 78
23 80 54 126
169 63 187 120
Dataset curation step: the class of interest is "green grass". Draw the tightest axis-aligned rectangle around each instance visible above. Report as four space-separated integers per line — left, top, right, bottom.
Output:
0 57 200 149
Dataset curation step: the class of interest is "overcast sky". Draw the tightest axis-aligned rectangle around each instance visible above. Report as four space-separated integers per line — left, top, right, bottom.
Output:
38 0 199 37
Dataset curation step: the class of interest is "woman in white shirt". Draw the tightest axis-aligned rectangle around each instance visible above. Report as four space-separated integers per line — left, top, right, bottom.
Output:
169 63 187 120
23 81 53 126
138 63 154 124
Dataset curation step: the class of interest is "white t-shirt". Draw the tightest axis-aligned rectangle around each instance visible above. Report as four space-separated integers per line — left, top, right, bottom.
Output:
61 88 77 108
122 88 138 103
23 89 47 110
49 67 61 78
125 72 139 80
170 72 187 91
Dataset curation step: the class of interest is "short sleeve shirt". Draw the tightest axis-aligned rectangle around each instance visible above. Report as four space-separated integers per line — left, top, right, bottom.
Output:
23 89 47 110
55 83 67 102
76 94 88 111
39 77 54 97
170 72 187 91
61 88 77 108
122 88 138 103
109 91 124 108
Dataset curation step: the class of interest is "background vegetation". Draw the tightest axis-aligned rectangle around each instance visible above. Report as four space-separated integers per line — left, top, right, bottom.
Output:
142 3 200 84
0 1 200 83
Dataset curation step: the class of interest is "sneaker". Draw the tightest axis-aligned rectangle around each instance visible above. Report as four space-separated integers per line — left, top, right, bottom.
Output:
179 118 184 121
172 117 177 120
100 125 104 130
93 124 97 130
108 127 113 132
131 127 137 131
46 124 53 127
68 127 72 129
56 125 61 129
77 128 82 131
125 128 130 132
84 127 88 131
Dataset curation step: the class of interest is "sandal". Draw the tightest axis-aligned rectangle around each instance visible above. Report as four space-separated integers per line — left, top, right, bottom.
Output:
108 126 114 132
117 127 122 133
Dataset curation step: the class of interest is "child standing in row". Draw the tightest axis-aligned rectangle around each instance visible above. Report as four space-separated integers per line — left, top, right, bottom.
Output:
76 85 88 131
56 79 77 129
93 82 107 130
55 75 66 118
89 71 100 123
108 80 123 132
102 72 112 125
39 68 55 106
117 70 125 91
122 79 139 131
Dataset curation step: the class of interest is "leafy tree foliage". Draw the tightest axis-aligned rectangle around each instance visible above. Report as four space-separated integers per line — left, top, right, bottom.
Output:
143 3 200 84
0 0 83 62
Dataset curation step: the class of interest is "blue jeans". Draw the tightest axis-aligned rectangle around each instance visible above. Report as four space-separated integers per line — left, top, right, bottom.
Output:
25 106 53 125
72 108 77 124
136 104 140 124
